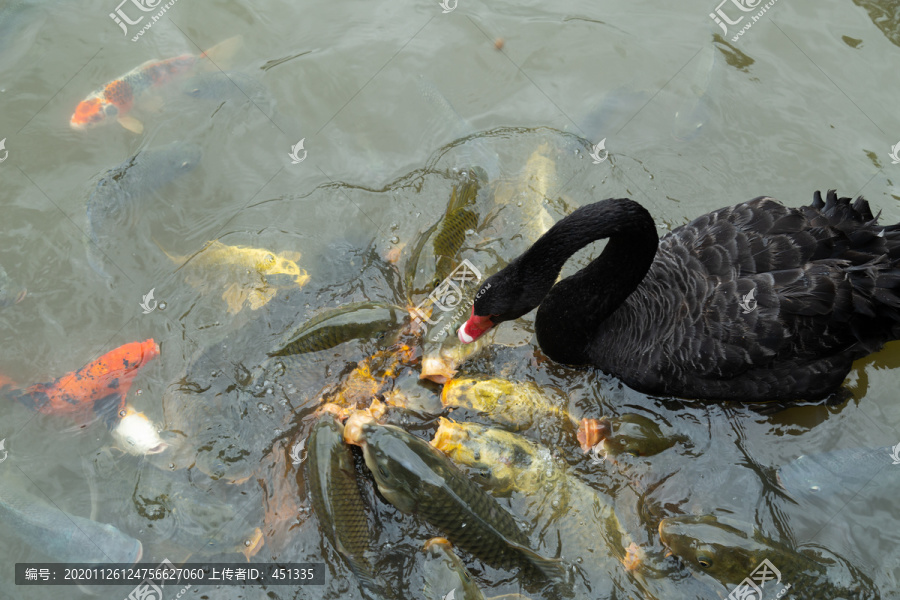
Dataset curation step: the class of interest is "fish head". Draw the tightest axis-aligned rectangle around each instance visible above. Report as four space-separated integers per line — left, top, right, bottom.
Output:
346 415 443 513
431 418 536 494
110 407 168 455
266 252 309 287
658 515 770 585
421 339 489 384
70 95 119 131
599 414 673 459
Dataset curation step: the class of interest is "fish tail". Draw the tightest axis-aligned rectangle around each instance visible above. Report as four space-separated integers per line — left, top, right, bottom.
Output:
197 35 243 69
150 236 182 264
516 544 571 585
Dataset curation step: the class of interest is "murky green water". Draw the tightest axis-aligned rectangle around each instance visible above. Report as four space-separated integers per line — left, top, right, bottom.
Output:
2 0 900 598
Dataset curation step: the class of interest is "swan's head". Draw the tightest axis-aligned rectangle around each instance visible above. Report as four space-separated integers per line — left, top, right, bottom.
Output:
458 264 546 343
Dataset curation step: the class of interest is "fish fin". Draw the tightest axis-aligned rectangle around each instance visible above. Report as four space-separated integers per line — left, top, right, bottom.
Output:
198 35 243 69
223 283 247 314
248 287 275 310
150 236 185 265
117 115 144 134
506 541 570 583
279 250 302 262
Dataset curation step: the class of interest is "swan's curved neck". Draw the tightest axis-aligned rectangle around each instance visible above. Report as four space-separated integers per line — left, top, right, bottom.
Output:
528 199 659 364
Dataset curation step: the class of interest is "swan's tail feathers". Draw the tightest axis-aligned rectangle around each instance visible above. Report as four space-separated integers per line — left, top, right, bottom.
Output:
811 191 900 339
814 189 878 225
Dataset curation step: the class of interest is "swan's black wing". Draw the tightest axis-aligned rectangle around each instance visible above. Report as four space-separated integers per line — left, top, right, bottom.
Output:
593 191 900 401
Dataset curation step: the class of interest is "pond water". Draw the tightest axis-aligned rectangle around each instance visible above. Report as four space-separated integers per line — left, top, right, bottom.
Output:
2 0 900 599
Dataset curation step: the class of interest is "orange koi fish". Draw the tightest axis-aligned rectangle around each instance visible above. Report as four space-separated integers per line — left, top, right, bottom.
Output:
70 35 241 134
3 339 159 421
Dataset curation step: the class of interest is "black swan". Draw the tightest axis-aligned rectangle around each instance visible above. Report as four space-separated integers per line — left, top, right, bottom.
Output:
457 191 900 401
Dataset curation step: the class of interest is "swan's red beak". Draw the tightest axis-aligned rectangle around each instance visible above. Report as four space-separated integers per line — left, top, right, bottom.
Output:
458 308 495 344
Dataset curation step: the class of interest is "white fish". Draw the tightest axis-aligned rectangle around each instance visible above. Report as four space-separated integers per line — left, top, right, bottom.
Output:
110 406 168 455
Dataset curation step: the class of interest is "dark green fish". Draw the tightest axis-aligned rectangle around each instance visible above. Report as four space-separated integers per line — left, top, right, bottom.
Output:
86 141 201 277
343 413 569 584
659 515 880 600
0 265 26 309
579 413 681 458
0 470 142 564
414 173 482 295
269 302 404 357
306 411 384 596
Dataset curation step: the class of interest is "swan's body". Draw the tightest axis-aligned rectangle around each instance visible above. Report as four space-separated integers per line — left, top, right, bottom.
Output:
459 192 900 401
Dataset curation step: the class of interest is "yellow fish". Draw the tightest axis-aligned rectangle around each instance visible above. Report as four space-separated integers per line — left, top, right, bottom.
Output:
162 240 310 314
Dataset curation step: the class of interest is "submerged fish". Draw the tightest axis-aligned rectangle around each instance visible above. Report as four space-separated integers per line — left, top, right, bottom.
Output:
419 331 494 384
270 302 404 357
0 265 26 309
162 240 310 314
577 414 679 457
342 412 568 583
440 376 574 432
306 410 385 597
109 405 168 455
658 514 879 599
182 70 267 103
13 339 159 422
432 419 642 572
70 36 242 133
87 141 201 278
0 470 142 564
776 446 896 502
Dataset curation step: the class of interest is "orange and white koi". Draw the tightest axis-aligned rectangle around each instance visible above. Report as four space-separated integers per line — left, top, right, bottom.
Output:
70 35 241 134
2 339 160 422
